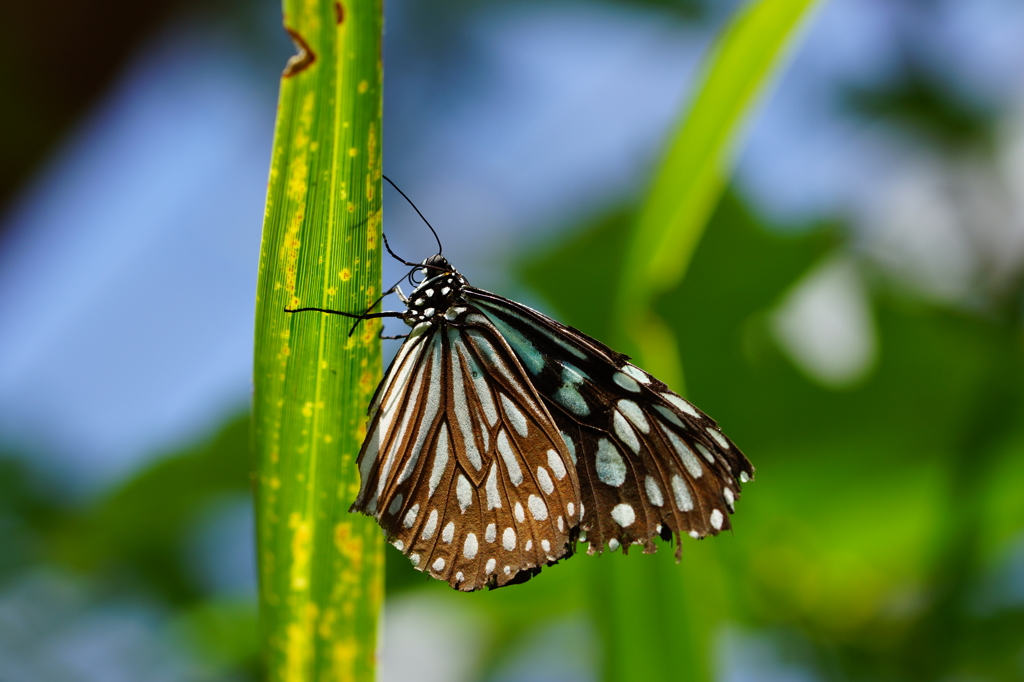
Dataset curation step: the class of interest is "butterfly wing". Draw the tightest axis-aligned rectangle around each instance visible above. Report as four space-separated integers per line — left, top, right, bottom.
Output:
350 317 582 591
465 288 754 558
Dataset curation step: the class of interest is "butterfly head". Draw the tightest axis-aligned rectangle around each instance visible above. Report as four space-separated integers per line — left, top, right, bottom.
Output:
403 255 468 327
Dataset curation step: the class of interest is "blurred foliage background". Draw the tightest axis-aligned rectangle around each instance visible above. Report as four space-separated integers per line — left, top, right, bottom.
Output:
2 0 1024 681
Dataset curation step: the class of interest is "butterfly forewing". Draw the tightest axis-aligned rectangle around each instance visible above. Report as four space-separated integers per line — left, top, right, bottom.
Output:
350 311 582 590
465 288 754 557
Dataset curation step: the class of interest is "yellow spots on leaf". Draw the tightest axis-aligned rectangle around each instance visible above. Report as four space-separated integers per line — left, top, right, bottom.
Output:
283 602 319 682
358 79 369 94
302 402 314 417
280 328 291 339
339 268 352 281
288 513 311 591
347 201 355 213
270 476 281 489
348 147 358 157
359 370 375 395
360 318 378 345
284 623 310 682
281 345 291 358
310 140 319 152
326 286 336 296
355 421 366 442
366 210 380 250
324 433 333 444
334 522 364 572
320 360 328 369
366 123 378 201
331 638 358 681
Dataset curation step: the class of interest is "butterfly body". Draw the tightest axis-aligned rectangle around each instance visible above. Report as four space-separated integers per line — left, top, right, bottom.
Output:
347 255 754 592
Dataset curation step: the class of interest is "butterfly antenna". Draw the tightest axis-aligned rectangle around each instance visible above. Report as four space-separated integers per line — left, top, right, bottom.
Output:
383 174 443 255
382 233 422 268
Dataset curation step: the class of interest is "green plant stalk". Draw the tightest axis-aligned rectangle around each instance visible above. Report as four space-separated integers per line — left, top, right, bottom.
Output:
614 0 823 390
253 0 383 679
597 1 824 681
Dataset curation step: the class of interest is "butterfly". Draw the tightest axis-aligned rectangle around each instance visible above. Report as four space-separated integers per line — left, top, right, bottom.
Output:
287 178 754 591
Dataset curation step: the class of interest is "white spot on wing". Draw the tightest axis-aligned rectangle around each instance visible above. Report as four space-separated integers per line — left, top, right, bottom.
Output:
403 503 420 528
710 509 724 530
707 427 730 449
388 494 404 515
449 330 483 470
497 430 524 486
500 393 529 437
457 474 473 512
661 392 700 418
528 495 548 520
502 527 516 551
671 475 694 511
560 432 577 464
618 400 650 433
455 341 498 427
595 439 627 486
514 502 525 523
486 464 501 509
724 487 735 510
623 364 651 384
428 425 450 496
645 476 664 506
657 422 703 478
486 523 496 542
537 466 555 495
392 540 404 551
486 558 496 573
432 557 445 572
542 539 551 552
567 502 575 517
611 504 636 527
614 371 641 392
422 509 439 539
464 533 479 559
410 554 420 567
695 442 715 464
442 521 455 544
608 538 620 551
547 449 567 480
654 404 684 428
740 471 751 483
613 411 641 453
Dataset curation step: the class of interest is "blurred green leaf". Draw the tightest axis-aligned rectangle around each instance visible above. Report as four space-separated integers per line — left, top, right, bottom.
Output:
615 0 823 389
252 0 384 679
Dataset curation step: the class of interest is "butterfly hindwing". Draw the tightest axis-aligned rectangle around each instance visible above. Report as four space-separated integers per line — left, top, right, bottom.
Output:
465 289 754 558
350 313 582 591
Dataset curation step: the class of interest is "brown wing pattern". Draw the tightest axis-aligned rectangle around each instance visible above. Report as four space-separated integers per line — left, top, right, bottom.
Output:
350 314 581 591
466 290 754 559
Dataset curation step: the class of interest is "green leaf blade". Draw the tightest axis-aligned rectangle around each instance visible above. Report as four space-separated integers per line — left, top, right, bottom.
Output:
253 1 384 679
616 0 824 385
